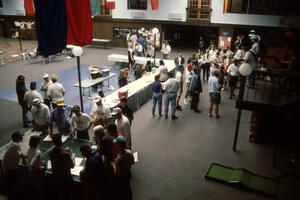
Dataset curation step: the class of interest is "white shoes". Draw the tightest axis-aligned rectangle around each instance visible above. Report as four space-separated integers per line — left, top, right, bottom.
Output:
183 98 188 105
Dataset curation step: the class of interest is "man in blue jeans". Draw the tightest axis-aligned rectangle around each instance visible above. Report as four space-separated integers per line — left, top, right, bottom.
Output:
162 72 179 120
152 74 163 117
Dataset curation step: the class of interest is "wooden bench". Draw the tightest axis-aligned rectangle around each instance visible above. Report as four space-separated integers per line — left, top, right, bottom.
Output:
91 38 111 48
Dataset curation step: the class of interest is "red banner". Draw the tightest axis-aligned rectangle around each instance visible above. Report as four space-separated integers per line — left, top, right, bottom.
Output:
25 0 35 16
151 0 159 10
65 0 92 46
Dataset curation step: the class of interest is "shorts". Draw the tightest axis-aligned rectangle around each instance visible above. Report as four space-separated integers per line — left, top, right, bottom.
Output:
209 93 221 104
177 87 183 96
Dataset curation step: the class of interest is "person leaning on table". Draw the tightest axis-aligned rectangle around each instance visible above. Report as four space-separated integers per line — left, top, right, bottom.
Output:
2 131 27 199
71 105 93 140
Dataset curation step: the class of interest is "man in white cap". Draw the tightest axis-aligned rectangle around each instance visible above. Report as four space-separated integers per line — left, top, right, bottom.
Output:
90 96 111 128
31 98 50 134
40 73 52 109
112 107 132 149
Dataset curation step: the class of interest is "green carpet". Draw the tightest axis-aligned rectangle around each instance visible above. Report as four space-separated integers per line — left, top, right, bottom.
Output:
205 163 277 196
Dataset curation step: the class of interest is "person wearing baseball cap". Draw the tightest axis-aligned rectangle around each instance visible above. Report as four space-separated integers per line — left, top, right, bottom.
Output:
24 80 43 110
31 98 50 134
40 73 53 109
112 107 132 149
113 135 134 200
2 131 27 199
49 98 72 136
90 95 111 127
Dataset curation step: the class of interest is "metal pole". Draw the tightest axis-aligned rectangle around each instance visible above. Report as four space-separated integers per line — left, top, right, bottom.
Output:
153 34 156 68
233 76 246 151
76 56 84 112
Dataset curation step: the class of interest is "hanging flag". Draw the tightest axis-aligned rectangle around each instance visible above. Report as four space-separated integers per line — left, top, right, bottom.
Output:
24 0 35 16
90 0 101 16
151 0 159 10
223 0 229 13
107 0 115 10
33 0 67 56
65 0 93 46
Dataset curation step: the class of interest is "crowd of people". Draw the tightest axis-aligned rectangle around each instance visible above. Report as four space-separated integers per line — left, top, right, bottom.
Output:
3 30 262 200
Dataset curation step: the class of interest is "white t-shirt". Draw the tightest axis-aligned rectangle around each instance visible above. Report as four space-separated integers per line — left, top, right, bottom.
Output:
47 82 65 103
234 49 244 60
115 115 131 148
31 103 50 126
26 147 44 171
40 80 53 100
24 90 43 107
162 44 171 55
244 51 257 69
227 63 240 76
185 70 193 83
163 78 178 93
176 71 183 86
90 103 111 122
71 113 92 131
2 142 21 171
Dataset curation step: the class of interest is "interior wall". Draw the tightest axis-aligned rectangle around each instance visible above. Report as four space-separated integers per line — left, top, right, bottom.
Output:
211 0 300 28
112 0 187 22
0 0 25 15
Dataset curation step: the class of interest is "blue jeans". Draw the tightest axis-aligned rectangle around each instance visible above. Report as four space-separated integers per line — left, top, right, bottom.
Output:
21 104 29 127
152 92 162 115
164 92 177 116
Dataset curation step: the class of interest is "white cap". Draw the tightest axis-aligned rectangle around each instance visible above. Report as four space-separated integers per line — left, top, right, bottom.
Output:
32 98 41 106
43 73 49 78
93 95 102 103
111 107 122 115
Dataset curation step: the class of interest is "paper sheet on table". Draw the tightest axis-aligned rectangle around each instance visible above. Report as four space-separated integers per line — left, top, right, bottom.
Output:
74 157 83 166
133 152 138 162
71 166 84 176
47 160 51 169
44 134 68 142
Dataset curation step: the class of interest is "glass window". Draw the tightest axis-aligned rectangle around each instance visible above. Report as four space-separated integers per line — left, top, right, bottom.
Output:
128 0 147 10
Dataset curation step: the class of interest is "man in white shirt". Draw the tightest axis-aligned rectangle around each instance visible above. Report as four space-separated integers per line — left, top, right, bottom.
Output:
175 65 184 111
24 81 43 109
90 96 111 128
161 41 171 60
2 131 26 199
227 59 240 99
112 107 132 149
184 63 193 104
162 72 179 120
31 98 50 134
208 70 221 118
40 73 52 109
47 75 65 109
71 105 93 140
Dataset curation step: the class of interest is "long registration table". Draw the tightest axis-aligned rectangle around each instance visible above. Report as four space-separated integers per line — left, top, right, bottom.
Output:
104 54 176 111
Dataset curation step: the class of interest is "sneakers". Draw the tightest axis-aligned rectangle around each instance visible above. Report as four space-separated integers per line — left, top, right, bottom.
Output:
159 113 163 117
194 109 201 113
171 115 178 120
183 98 188 105
176 105 182 111
215 115 220 119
